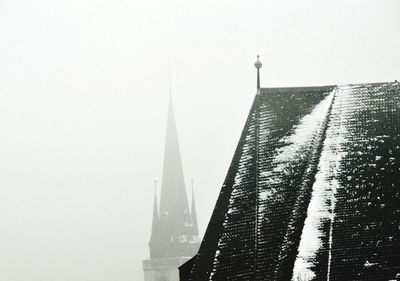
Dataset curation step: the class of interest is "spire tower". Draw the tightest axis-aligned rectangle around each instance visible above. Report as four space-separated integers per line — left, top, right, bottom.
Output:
158 92 190 240
143 89 200 281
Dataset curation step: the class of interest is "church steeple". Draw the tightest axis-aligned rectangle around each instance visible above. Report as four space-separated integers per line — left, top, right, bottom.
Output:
158 94 190 226
143 80 200 281
148 92 200 260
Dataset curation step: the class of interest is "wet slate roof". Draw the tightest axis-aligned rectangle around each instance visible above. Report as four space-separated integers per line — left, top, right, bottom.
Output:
180 82 400 281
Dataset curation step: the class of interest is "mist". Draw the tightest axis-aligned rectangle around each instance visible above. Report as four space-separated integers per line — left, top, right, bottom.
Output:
0 0 399 280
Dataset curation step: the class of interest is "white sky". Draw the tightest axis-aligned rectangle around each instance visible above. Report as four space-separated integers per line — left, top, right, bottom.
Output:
0 0 399 280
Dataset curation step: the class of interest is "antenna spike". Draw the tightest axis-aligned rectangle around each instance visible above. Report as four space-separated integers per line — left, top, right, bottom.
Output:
254 55 262 90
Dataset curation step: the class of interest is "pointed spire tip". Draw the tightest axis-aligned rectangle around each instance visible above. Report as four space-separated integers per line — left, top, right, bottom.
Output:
255 55 262 69
255 55 262 90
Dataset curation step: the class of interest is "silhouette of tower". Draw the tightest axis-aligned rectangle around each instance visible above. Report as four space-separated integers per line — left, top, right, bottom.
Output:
143 95 200 281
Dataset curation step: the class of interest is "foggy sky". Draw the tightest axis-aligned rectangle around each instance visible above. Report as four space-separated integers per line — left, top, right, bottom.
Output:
0 0 399 280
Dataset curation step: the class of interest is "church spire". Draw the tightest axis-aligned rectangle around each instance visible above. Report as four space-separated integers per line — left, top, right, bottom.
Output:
159 92 189 221
151 89 199 259
144 82 200 280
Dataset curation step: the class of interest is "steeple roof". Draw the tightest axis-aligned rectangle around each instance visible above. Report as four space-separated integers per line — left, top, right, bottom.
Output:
160 97 186 207
149 94 200 259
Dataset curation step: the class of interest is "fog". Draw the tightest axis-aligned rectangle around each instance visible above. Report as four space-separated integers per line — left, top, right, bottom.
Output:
0 0 399 280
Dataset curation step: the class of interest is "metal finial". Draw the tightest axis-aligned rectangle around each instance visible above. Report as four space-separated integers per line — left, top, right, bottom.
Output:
255 55 262 69
255 55 262 90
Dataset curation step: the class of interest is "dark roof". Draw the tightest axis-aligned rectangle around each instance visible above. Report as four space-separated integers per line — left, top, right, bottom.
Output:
180 82 400 281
